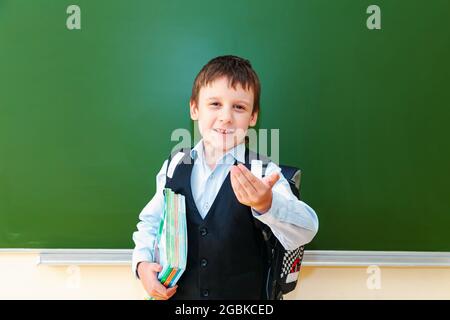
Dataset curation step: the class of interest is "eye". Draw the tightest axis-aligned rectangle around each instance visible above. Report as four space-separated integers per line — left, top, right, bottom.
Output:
234 104 245 110
210 102 220 107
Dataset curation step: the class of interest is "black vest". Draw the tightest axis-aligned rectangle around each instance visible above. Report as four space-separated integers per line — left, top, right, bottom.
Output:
165 148 268 300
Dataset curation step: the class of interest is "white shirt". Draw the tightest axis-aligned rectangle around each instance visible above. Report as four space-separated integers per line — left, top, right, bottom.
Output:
131 140 319 278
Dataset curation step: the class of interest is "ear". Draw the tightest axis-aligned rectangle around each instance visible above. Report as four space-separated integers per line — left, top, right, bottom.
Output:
249 110 258 127
190 100 199 121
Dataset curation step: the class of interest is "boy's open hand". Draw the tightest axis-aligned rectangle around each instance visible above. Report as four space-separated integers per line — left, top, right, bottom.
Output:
137 262 178 300
230 163 280 214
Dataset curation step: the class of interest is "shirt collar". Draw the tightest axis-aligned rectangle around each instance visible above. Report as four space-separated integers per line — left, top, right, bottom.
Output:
190 139 246 165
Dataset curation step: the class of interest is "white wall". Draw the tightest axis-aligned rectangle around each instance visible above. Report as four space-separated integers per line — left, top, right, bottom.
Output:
0 252 145 300
286 265 450 299
1 252 450 299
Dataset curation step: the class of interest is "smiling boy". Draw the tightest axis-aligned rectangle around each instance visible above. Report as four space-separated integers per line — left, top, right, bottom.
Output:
132 55 319 300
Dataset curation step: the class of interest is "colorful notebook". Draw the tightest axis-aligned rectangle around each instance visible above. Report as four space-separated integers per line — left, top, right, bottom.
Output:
148 188 187 299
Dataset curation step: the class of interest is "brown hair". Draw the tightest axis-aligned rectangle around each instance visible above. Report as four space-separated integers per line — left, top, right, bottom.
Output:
190 55 261 114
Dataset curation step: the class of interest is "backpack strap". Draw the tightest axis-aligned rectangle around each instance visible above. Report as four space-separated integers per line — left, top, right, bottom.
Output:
165 147 192 180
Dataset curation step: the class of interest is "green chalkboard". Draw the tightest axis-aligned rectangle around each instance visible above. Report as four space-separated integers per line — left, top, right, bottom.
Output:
1 0 449 250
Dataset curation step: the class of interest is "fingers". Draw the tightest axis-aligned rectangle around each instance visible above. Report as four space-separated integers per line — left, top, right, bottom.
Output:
149 263 163 272
232 165 258 194
230 164 280 210
264 172 280 188
150 284 178 300
152 275 175 298
150 293 166 300
147 264 170 296
233 164 279 192
238 164 267 189
166 285 178 298
230 166 250 201
143 263 179 300
154 281 170 294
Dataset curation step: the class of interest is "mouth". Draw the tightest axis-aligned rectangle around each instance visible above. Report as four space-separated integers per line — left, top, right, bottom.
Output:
213 128 235 135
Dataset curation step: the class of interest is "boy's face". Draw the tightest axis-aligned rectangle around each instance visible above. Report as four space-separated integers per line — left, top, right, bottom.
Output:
190 76 258 153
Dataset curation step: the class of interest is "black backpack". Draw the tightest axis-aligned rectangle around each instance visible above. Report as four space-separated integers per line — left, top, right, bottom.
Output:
255 164 305 300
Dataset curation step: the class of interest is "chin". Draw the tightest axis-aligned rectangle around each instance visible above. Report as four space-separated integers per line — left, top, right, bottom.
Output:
205 134 244 152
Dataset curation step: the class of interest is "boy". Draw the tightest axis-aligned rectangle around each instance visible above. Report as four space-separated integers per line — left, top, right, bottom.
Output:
132 55 319 300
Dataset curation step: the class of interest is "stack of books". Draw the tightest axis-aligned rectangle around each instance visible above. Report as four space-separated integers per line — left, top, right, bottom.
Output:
154 187 187 288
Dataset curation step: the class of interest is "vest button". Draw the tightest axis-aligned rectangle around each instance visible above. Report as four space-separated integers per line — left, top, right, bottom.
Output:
201 258 208 267
202 289 209 297
200 227 208 236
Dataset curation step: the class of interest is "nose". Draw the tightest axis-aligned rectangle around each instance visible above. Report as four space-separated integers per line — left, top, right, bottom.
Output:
219 105 233 123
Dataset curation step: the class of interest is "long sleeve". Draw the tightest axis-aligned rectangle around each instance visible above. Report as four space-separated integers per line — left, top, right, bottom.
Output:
131 159 168 279
251 162 319 250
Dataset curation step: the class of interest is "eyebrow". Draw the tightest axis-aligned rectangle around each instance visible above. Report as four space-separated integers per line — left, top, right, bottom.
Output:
206 97 221 101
